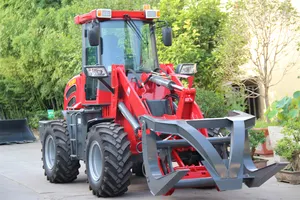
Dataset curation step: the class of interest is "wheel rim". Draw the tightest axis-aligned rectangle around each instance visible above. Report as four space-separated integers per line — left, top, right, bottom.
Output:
88 141 103 182
45 135 56 170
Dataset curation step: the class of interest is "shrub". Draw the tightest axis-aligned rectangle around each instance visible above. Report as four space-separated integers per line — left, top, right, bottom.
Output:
275 120 300 171
254 119 279 128
27 109 64 129
266 90 300 125
248 129 266 159
28 110 48 129
195 87 246 118
195 88 228 118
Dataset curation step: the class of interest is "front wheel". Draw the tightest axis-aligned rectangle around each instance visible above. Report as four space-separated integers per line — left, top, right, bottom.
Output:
42 120 80 183
86 122 132 197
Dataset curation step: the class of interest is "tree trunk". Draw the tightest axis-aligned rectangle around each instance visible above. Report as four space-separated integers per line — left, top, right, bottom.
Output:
264 86 270 110
292 153 300 172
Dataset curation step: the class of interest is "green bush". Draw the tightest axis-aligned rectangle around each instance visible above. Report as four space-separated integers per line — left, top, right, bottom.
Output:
249 129 266 150
195 88 228 118
223 86 247 112
27 109 64 129
28 110 48 129
252 119 279 129
195 87 246 118
54 110 64 119
266 90 300 125
248 129 266 159
275 120 300 171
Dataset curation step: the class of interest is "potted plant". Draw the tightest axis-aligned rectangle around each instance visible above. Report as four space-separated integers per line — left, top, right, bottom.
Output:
266 91 300 162
274 120 300 184
252 119 273 155
248 129 268 168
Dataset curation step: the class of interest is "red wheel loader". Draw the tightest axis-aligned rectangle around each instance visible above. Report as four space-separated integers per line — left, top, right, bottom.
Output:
39 6 287 198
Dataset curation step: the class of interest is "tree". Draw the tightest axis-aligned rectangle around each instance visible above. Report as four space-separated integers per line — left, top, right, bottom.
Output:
156 0 249 91
0 0 248 124
0 0 161 121
233 0 300 110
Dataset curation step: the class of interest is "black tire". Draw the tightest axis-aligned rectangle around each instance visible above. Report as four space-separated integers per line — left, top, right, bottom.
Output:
133 162 145 177
86 122 132 197
42 120 80 183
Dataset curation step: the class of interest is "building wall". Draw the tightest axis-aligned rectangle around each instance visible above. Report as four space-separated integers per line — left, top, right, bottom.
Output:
269 0 300 102
237 0 300 114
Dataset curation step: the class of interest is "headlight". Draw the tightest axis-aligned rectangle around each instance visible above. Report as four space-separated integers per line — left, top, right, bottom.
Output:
176 63 197 75
84 65 108 78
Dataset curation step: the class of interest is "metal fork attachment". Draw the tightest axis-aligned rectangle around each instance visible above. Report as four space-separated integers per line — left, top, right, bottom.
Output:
139 111 288 196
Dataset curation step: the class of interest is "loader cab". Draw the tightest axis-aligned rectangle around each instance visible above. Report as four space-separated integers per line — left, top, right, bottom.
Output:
84 20 160 73
73 8 172 105
82 15 160 101
83 19 159 101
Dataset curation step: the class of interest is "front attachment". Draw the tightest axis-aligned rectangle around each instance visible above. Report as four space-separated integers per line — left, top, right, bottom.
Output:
140 111 287 195
0 119 36 145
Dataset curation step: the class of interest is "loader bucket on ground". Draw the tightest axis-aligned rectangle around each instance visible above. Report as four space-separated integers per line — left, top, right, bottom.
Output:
0 119 36 145
139 111 288 196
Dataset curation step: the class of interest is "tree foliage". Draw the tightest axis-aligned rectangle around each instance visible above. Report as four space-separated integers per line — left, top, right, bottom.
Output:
157 0 249 90
0 0 248 124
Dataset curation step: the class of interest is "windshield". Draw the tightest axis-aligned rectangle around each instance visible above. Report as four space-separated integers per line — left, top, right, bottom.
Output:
100 20 157 72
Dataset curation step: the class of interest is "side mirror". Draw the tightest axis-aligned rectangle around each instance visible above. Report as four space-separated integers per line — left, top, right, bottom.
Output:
84 65 108 78
162 27 172 46
88 22 100 46
175 63 197 75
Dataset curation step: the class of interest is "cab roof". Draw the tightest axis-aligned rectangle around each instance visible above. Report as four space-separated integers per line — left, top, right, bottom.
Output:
74 9 160 25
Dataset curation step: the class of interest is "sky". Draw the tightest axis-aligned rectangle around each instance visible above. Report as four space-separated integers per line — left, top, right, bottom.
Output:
291 0 300 10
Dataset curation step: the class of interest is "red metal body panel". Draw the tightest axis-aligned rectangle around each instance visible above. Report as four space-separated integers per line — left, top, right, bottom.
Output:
63 73 111 110
64 74 83 110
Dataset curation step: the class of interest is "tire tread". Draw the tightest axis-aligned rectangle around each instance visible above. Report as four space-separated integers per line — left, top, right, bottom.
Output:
42 120 80 183
87 122 132 197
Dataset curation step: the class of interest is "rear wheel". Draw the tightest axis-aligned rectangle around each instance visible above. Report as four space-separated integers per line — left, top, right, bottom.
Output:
132 162 145 177
42 120 80 183
86 122 132 197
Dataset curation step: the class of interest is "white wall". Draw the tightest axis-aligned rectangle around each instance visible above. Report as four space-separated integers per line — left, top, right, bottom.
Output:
236 0 300 110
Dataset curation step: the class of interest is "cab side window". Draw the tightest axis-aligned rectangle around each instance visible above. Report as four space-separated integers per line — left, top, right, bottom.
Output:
85 26 98 101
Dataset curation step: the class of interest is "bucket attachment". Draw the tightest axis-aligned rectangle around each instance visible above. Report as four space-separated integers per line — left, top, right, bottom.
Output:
0 119 36 145
139 111 288 196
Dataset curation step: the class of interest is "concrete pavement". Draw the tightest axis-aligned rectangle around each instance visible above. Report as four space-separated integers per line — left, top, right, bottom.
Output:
0 141 298 200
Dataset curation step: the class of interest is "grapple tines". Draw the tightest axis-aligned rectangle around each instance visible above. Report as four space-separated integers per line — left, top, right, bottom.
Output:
139 111 287 196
